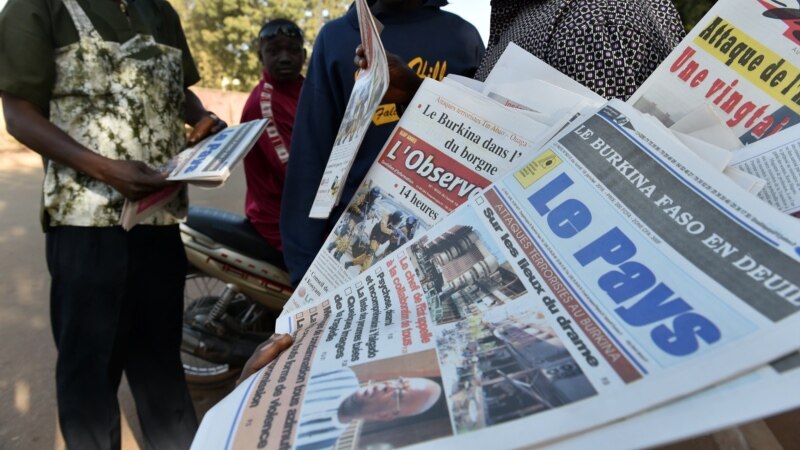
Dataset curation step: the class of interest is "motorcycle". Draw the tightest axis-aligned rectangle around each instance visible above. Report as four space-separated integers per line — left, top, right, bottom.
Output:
180 206 293 386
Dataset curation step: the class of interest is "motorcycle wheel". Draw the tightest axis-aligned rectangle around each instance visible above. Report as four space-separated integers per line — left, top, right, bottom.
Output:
182 270 241 387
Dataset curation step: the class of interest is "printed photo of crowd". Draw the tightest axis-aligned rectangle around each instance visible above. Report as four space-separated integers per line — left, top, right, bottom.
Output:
435 304 597 434
326 184 422 274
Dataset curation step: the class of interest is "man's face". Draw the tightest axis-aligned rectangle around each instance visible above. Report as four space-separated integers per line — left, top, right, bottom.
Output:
339 377 441 422
260 34 305 83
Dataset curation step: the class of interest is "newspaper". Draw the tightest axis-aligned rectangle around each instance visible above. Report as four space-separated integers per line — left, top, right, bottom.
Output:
730 124 800 215
482 42 605 106
545 353 800 450
628 0 800 146
286 78 555 311
308 0 389 219
119 119 266 230
193 101 800 450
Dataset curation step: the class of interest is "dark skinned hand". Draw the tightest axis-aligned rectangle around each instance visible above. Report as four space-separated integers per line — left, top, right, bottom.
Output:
355 45 423 107
115 111 228 201
187 113 228 146
102 159 173 201
237 334 293 385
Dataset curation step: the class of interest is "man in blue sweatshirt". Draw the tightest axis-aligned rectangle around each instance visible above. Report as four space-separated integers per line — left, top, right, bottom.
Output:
280 0 485 286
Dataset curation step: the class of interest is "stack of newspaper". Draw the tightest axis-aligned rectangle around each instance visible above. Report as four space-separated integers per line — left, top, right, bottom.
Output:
120 119 267 230
193 1 800 449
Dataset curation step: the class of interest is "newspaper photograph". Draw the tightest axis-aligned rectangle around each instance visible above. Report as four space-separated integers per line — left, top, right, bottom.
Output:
309 0 390 219
629 0 800 145
192 100 800 450
287 78 554 311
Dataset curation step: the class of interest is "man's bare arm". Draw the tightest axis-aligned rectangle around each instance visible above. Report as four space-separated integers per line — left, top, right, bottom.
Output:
2 92 171 201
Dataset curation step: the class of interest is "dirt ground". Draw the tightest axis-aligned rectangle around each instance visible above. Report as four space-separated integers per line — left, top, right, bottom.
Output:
0 144 246 449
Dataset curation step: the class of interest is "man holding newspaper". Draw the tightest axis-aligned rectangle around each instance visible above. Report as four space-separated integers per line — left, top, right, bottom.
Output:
0 0 226 448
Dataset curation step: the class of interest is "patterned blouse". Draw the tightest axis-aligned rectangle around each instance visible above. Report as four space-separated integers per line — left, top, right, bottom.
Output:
476 0 686 101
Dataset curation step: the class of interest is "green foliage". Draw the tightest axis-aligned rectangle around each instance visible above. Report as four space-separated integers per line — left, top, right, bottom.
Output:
673 0 717 30
175 0 349 92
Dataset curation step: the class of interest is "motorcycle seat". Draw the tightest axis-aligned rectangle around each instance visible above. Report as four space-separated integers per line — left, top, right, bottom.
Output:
185 207 287 270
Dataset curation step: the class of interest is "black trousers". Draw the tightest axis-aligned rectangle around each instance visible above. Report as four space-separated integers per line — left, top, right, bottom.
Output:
46 225 197 450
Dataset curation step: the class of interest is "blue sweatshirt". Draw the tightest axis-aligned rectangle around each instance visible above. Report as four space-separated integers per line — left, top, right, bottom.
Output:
281 4 485 285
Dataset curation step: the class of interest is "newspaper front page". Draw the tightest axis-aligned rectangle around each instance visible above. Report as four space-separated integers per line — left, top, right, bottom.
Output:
309 0 389 219
629 0 800 146
193 101 800 450
286 78 554 310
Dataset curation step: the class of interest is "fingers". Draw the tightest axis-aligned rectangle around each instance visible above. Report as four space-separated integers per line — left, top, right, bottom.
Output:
134 161 171 188
211 118 228 134
134 160 166 178
354 45 368 70
187 113 223 145
103 159 162 201
237 333 293 385
257 333 293 361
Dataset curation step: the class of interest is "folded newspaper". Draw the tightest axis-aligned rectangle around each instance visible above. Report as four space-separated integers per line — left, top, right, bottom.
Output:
308 0 389 219
629 0 800 146
193 100 800 450
627 0 800 215
119 119 267 230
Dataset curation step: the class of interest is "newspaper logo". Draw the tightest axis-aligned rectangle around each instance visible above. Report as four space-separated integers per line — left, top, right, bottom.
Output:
514 150 561 189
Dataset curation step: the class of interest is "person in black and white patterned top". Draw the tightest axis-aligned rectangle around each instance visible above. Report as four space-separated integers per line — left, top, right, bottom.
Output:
475 0 686 100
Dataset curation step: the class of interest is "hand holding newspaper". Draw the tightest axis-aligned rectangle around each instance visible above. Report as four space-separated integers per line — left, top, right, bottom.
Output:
119 119 267 230
308 0 390 219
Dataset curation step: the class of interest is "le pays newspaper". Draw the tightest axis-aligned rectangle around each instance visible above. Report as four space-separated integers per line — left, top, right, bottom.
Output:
472 28 800 450
193 99 800 450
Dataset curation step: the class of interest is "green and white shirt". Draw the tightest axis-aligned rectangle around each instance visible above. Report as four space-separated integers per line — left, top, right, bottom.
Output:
0 0 200 226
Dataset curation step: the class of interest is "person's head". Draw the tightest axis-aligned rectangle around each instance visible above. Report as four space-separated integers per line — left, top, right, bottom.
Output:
257 19 306 83
337 377 441 423
368 187 381 200
388 211 404 227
